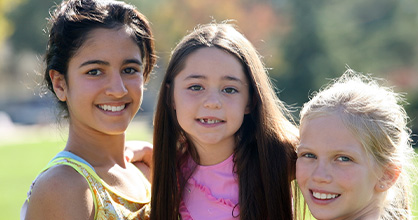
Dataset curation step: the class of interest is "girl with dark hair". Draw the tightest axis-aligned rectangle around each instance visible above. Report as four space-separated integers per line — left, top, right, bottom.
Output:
151 23 299 220
22 0 156 219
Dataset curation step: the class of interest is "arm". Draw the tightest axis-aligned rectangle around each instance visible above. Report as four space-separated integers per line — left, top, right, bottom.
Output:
125 140 153 181
24 165 94 220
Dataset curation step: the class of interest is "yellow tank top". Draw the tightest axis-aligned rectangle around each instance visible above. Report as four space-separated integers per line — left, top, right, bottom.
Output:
26 152 151 220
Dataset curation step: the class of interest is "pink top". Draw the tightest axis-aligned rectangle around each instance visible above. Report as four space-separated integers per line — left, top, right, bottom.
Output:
179 154 239 220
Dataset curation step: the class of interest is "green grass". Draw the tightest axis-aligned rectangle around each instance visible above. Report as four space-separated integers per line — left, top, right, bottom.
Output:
1 121 417 220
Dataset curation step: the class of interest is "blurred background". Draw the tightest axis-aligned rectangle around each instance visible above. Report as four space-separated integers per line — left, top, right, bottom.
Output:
0 0 417 133
0 0 417 219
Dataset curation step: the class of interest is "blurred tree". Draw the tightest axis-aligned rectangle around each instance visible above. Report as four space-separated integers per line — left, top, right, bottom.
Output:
7 0 54 53
132 0 281 59
317 0 418 74
274 0 336 110
0 0 25 46
315 0 418 131
3 0 418 133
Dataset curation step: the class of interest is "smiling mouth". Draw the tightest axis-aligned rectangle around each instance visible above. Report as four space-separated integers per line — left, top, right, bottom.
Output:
98 104 126 112
197 118 224 124
311 191 341 200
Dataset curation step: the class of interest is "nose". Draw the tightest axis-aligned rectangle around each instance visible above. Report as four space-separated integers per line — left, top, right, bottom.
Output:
311 160 332 184
105 72 128 98
203 89 222 109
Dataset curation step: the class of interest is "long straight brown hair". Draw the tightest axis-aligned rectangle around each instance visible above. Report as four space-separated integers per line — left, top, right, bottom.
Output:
151 23 299 220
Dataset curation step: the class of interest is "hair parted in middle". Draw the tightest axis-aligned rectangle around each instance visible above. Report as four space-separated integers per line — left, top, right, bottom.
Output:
151 22 299 220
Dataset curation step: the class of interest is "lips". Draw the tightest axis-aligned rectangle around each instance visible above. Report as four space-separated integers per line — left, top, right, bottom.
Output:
98 104 126 112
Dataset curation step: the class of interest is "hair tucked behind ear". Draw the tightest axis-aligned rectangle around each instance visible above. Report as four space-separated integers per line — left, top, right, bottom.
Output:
300 69 416 220
44 0 156 120
151 23 299 220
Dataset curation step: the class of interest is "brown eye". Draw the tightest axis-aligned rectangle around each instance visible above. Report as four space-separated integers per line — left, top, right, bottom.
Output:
222 87 238 94
86 69 102 76
123 67 138 74
188 85 203 91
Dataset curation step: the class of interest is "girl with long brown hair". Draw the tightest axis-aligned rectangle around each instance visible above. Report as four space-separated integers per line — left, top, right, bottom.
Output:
151 23 299 220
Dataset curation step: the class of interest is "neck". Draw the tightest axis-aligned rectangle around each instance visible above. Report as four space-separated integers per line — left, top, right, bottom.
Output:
64 124 127 168
337 199 383 220
192 138 235 166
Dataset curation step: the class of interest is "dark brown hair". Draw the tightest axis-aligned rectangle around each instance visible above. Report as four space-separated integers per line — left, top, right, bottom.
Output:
151 23 299 220
44 0 156 118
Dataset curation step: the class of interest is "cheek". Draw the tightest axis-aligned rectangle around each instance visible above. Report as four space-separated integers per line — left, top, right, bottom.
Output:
295 160 309 183
126 78 144 93
334 167 367 187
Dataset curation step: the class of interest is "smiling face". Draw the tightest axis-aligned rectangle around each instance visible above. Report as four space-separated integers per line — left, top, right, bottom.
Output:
173 47 250 161
53 27 144 136
296 113 382 220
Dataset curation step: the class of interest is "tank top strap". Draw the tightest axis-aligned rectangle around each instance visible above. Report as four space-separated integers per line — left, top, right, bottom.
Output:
25 151 151 220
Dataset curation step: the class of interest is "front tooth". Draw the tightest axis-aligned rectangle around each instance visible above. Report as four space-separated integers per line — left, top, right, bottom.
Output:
100 104 125 112
315 192 338 199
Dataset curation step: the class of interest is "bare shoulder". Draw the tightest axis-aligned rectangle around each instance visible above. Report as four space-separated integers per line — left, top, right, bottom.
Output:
24 165 94 220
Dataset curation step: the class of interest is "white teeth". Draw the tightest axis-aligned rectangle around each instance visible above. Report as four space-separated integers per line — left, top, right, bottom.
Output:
199 119 221 124
99 104 126 112
312 192 339 200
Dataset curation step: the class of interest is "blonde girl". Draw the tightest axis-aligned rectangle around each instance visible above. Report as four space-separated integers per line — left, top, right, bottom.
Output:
297 70 416 220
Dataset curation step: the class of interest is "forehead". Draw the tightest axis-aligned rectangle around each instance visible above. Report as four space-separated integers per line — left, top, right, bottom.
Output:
78 27 138 51
70 27 141 60
299 114 366 153
178 47 247 81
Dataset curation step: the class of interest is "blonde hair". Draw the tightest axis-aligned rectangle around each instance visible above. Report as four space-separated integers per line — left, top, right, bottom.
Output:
300 69 416 220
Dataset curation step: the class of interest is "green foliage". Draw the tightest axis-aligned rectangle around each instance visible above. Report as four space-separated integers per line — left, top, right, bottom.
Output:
7 0 54 53
0 0 25 45
273 0 418 131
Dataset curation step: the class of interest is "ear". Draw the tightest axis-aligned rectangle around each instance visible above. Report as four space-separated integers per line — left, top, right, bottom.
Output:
49 70 67 102
375 163 401 192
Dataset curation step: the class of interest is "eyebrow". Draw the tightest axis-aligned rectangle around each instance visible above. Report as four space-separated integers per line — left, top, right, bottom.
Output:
184 74 245 84
79 59 142 68
297 145 361 156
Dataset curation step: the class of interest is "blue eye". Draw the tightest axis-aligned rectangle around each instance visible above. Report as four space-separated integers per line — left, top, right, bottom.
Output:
301 153 316 159
87 69 102 76
123 67 138 75
222 87 238 94
336 156 352 162
188 85 203 91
